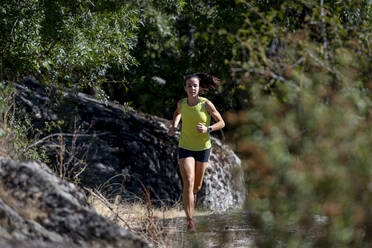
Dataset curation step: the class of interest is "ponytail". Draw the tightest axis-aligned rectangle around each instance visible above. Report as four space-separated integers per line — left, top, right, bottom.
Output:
185 73 220 90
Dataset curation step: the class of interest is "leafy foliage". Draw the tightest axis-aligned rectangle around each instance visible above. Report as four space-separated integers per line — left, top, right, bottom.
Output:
224 0 372 246
0 0 139 98
107 0 247 118
0 82 48 160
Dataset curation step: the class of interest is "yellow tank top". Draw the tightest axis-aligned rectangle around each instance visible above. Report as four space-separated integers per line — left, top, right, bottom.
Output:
179 97 211 151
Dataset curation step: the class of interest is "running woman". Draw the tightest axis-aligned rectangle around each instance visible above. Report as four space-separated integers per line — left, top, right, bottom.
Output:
168 73 225 231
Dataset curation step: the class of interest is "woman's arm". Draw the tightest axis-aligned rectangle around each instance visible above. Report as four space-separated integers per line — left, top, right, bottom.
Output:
197 100 225 133
168 100 182 136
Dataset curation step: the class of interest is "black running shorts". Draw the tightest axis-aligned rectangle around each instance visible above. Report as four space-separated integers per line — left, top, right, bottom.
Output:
178 147 211 162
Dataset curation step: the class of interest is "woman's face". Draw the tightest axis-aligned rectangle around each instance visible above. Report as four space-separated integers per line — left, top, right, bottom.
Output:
184 77 200 98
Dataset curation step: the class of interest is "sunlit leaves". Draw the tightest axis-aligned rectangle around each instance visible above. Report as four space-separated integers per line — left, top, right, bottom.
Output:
0 0 139 92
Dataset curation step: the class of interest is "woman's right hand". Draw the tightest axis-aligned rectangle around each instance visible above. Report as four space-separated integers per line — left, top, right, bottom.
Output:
168 127 176 136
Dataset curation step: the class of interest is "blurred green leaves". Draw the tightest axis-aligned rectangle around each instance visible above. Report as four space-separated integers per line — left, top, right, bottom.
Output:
225 1 372 246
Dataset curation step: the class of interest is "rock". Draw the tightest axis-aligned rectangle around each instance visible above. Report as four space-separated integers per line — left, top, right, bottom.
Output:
0 158 149 247
0 239 80 248
202 138 245 211
13 79 245 211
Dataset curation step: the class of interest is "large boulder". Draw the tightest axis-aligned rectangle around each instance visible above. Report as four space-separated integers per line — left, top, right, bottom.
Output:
13 79 244 211
0 158 149 247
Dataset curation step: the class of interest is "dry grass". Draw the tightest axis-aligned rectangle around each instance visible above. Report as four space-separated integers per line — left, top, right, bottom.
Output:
87 187 211 248
92 197 209 222
0 121 12 158
0 145 8 157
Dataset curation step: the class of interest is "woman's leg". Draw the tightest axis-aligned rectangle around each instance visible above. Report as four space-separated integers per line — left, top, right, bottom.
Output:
194 161 208 194
179 157 196 220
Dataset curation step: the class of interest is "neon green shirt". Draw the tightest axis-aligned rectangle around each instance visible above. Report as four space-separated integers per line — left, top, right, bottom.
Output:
179 97 211 151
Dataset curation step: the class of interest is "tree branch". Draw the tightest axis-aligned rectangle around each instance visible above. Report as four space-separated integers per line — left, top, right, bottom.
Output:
231 67 288 82
320 0 329 64
23 132 109 152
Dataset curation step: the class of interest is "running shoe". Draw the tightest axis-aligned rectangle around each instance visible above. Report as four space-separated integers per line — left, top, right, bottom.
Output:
187 219 196 232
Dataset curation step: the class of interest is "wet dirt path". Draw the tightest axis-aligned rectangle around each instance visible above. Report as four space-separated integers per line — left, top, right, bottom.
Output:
161 211 255 248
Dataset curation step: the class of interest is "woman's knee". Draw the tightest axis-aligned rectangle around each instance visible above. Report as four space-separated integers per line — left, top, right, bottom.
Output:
183 175 194 190
187 176 194 188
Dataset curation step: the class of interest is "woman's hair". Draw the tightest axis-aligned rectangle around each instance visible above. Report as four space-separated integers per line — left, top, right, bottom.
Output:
184 73 220 90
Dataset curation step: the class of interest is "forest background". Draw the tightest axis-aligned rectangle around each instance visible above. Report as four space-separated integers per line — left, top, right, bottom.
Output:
0 0 371 247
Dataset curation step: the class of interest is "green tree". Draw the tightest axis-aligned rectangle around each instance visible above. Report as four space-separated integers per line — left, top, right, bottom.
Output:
0 0 140 99
225 0 372 247
107 0 249 118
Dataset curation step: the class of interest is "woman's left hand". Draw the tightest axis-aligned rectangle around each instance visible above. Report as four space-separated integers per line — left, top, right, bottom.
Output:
196 123 207 133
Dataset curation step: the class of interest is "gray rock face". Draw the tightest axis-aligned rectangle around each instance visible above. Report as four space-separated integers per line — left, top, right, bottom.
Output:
14 79 244 211
202 138 245 211
0 158 149 247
